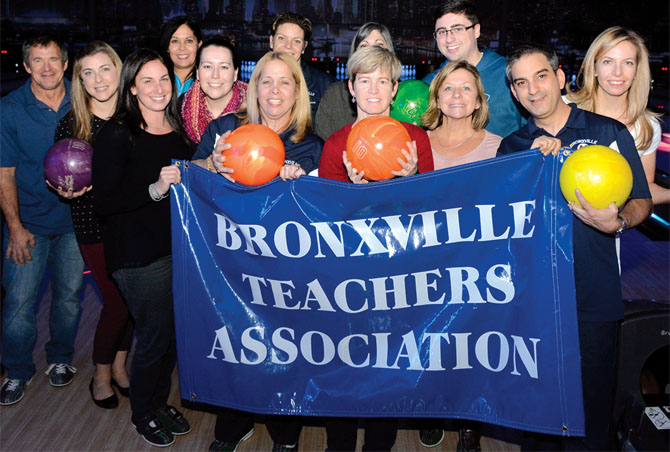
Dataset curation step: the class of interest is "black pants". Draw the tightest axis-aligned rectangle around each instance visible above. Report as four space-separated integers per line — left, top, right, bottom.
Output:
521 320 618 451
214 408 301 445
325 417 398 451
113 256 175 419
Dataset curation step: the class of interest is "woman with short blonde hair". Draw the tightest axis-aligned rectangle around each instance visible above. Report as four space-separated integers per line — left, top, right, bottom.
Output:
319 46 432 184
346 44 402 85
318 45 434 452
315 22 396 140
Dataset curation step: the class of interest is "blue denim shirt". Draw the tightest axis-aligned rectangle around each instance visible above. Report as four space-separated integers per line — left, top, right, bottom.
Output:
0 79 74 235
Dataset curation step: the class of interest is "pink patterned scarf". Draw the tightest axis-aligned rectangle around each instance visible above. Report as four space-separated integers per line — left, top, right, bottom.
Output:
181 80 247 143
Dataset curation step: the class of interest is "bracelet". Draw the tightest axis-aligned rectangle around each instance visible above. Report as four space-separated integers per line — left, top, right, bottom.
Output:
148 183 159 201
209 154 227 175
615 215 628 235
148 182 168 201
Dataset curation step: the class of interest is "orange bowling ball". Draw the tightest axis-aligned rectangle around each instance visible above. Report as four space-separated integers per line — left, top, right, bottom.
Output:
559 145 633 209
222 124 285 186
345 116 412 181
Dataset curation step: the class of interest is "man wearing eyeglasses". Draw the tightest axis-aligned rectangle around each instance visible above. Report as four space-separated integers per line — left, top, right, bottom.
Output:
423 0 524 139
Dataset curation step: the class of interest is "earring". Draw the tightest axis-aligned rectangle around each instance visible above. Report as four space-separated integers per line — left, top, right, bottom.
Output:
352 96 356 103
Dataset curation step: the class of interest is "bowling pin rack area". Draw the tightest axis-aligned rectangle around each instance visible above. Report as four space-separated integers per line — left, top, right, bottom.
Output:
239 60 417 82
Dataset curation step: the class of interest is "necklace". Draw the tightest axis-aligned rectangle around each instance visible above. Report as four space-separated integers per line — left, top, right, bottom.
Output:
614 106 629 124
595 94 629 124
145 122 171 132
435 128 477 150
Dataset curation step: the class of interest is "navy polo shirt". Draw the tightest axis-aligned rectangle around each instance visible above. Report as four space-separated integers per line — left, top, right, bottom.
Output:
194 114 323 174
301 61 334 128
498 103 650 322
0 79 74 236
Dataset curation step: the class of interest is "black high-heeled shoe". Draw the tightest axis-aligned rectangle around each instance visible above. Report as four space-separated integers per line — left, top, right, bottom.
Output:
111 378 130 398
89 378 119 409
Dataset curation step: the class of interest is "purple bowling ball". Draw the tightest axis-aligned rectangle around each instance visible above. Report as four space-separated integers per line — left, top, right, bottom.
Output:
44 138 93 192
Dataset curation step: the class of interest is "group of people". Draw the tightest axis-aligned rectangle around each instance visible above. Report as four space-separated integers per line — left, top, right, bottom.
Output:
0 1 665 451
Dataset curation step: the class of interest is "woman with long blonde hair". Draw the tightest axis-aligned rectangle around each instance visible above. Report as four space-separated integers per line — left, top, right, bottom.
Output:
53 41 133 410
193 51 322 183
568 26 667 204
192 51 323 451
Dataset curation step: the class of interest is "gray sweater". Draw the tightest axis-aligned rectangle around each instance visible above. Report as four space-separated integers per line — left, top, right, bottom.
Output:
314 81 357 141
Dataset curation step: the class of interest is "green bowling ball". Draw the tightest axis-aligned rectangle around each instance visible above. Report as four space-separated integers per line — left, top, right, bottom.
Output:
390 80 430 125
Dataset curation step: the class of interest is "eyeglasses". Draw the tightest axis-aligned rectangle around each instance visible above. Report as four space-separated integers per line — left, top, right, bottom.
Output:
433 24 477 39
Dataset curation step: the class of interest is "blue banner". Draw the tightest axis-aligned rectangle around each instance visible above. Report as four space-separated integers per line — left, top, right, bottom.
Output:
171 150 585 436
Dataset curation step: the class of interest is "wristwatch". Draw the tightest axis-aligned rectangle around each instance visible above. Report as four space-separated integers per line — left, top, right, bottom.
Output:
616 215 628 235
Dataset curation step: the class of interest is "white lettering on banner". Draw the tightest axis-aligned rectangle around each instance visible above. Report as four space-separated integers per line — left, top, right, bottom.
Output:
338 334 370 367
240 327 266 364
207 326 239 363
206 193 541 385
207 326 540 378
240 263 514 312
215 201 536 259
272 327 298 364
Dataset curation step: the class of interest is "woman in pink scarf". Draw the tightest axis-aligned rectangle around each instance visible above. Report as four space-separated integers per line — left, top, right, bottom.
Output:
181 35 247 144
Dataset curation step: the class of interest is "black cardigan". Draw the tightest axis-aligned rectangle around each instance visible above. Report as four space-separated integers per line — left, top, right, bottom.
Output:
93 120 192 273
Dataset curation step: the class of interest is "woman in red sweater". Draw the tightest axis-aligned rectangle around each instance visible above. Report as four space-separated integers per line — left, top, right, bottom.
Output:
318 45 433 452
318 46 433 182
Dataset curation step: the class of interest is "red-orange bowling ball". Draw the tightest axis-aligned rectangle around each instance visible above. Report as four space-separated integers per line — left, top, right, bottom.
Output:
345 116 412 181
222 124 285 186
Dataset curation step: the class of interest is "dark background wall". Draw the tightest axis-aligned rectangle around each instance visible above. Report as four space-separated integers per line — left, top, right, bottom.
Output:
1 0 668 109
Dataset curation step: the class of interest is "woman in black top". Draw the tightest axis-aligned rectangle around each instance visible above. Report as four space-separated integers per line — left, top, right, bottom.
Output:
53 41 133 410
93 49 193 448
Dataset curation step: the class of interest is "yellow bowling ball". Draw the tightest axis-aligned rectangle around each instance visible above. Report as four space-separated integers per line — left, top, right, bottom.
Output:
559 145 633 209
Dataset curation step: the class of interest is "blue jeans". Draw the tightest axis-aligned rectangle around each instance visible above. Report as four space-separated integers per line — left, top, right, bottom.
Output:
112 255 176 419
2 232 84 380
